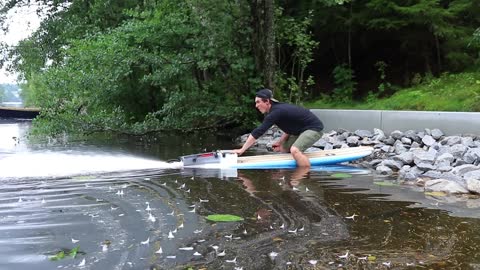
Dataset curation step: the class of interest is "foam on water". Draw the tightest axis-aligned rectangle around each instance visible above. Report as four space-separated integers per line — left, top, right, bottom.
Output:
0 151 182 180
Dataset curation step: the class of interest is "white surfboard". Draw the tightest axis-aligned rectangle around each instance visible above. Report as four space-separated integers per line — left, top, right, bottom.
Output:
181 146 373 169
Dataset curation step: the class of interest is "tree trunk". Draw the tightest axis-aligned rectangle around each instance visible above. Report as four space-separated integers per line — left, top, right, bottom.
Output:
249 0 276 90
263 0 275 90
434 33 442 73
347 1 353 68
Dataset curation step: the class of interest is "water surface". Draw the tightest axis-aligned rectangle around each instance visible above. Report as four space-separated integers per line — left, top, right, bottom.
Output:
1 121 480 270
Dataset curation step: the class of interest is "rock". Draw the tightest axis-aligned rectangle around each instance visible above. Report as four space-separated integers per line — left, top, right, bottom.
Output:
416 162 435 171
401 137 412 145
313 138 328 148
237 126 480 198
305 147 321 153
423 170 443 179
416 178 426 186
451 164 479 176
376 165 393 175
346 136 360 145
424 179 469 194
453 159 468 167
449 144 468 159
461 137 475 147
384 137 396 145
369 159 383 167
354 129 373 138
404 130 421 142
438 172 463 182
381 145 392 153
394 141 408 154
466 199 480 208
435 153 454 165
466 178 480 194
444 136 462 146
390 130 404 140
360 138 377 145
412 149 436 165
431 129 444 140
381 159 403 170
422 135 436 146
393 152 414 164
463 170 480 180
464 148 480 164
411 141 421 149
399 166 423 181
437 165 453 172
373 128 386 141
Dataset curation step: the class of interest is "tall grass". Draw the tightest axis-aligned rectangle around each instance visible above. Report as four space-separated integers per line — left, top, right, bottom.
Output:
306 72 480 112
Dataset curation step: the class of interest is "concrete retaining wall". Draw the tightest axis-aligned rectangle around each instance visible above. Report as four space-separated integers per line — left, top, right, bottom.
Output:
311 109 480 136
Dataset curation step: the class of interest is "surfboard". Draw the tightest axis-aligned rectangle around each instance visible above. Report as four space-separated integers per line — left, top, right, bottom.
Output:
180 146 373 169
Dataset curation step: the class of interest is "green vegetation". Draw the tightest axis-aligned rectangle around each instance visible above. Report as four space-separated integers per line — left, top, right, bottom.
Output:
0 0 479 136
205 214 244 222
307 72 480 112
49 246 80 261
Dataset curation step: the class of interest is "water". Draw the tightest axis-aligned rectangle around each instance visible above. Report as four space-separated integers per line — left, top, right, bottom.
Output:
0 102 23 108
2 121 480 269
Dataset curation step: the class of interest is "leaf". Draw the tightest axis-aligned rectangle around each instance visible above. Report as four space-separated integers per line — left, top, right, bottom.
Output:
331 173 352 178
49 251 65 261
373 181 398 186
69 246 79 258
368 255 376 261
425 191 446 197
72 175 95 180
205 214 244 222
49 246 81 261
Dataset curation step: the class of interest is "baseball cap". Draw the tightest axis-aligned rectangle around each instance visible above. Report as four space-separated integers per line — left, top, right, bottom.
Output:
255 88 279 103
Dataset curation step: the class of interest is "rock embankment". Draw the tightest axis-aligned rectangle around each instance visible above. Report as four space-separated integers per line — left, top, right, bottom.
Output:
237 127 480 195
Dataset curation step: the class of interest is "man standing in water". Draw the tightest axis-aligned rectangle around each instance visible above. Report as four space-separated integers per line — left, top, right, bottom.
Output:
233 89 324 167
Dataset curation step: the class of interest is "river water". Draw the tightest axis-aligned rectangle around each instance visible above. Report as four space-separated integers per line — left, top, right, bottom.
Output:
1 120 480 270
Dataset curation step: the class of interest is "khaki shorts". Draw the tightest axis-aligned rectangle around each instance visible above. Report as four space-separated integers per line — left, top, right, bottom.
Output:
282 130 323 152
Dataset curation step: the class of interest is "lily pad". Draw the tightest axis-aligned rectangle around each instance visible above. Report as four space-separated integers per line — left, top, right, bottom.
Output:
72 175 95 180
49 246 80 261
425 191 446 197
49 251 65 261
373 181 398 186
331 173 352 178
205 214 244 222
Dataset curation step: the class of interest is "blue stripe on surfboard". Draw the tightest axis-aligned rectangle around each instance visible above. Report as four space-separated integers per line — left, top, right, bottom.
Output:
234 152 369 169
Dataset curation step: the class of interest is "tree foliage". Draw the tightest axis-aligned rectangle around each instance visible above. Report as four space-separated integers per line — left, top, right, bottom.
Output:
5 0 260 135
0 0 479 136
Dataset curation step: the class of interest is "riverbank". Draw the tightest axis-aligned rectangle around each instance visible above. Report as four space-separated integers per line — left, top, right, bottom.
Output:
237 127 480 196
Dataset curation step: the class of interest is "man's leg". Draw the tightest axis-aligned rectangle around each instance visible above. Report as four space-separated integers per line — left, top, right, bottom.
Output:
290 130 323 167
279 135 298 153
291 146 311 167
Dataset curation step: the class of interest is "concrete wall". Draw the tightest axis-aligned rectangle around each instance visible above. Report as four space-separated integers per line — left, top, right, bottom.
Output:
311 109 480 136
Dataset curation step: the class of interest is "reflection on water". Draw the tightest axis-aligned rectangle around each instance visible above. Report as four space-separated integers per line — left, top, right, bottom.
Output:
2 121 480 269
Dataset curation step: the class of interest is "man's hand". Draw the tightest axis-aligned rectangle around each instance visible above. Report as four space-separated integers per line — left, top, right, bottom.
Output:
271 141 282 152
232 149 245 155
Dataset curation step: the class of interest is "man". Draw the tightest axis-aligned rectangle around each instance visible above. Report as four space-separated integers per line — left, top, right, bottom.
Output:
233 89 324 167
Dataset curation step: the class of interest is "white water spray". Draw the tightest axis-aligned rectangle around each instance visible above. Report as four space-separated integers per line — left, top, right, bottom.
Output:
0 151 182 180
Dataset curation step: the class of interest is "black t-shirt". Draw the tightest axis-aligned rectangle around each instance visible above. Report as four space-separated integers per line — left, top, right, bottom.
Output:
251 102 324 139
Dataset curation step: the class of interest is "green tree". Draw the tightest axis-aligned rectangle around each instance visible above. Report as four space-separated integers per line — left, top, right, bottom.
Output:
276 8 318 103
10 0 259 135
